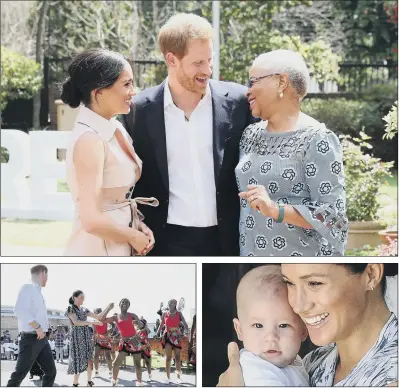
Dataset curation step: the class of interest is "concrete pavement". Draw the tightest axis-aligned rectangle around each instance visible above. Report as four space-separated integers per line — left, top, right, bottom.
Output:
1 359 196 387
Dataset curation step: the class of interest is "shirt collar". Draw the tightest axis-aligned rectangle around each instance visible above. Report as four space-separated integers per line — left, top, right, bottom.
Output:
75 105 118 142
32 280 41 289
163 77 211 109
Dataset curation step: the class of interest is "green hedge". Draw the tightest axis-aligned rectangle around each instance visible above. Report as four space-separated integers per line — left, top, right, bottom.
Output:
302 83 398 164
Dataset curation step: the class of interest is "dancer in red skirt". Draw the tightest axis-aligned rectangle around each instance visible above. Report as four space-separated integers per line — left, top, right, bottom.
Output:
156 299 189 384
102 298 144 387
136 319 152 382
93 308 113 378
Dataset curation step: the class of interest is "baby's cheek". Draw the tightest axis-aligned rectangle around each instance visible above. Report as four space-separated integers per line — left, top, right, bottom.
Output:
242 330 262 352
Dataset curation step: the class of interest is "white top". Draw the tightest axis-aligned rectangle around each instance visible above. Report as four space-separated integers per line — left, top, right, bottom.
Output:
14 282 49 333
240 349 309 387
164 78 217 227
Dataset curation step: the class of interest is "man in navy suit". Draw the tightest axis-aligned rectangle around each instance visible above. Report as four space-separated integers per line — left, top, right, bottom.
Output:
120 13 253 256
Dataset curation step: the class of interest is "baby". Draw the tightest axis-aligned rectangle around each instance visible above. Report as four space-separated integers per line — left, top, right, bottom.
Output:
233 265 309 386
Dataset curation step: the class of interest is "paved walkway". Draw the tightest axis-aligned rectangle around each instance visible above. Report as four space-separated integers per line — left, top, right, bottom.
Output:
1 359 196 387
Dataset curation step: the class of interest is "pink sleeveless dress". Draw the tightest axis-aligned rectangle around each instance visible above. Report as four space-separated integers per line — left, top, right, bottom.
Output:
64 106 158 256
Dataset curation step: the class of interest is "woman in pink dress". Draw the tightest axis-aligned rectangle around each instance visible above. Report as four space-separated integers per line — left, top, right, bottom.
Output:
61 48 158 256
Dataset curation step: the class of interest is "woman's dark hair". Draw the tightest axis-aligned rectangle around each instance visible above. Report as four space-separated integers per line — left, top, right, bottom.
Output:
69 290 84 305
94 308 102 314
340 264 398 296
60 48 129 108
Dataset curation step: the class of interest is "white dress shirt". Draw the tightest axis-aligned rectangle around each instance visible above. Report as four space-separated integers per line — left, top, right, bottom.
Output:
164 79 217 227
240 349 309 386
14 282 49 333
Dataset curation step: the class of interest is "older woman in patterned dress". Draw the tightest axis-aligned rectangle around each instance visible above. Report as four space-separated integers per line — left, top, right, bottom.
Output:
236 49 348 256
66 290 114 387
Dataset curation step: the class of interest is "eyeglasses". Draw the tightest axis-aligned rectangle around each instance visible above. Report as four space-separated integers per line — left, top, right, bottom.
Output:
247 73 281 88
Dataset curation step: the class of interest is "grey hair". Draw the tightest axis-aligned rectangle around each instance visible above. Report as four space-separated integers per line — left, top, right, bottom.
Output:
252 49 310 99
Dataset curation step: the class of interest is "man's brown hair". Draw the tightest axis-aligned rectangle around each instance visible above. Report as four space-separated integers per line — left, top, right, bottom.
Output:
30 265 48 275
158 13 213 60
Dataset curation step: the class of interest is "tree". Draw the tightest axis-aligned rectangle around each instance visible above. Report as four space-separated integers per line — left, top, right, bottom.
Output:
333 0 397 62
0 1 36 58
33 0 49 130
200 1 340 85
0 46 42 112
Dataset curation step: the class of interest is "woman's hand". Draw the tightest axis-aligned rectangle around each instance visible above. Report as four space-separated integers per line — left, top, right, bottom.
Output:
138 221 155 255
129 230 150 255
239 184 278 219
217 342 244 387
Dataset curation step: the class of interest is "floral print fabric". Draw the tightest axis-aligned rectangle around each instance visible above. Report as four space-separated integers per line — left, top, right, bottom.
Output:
236 113 348 256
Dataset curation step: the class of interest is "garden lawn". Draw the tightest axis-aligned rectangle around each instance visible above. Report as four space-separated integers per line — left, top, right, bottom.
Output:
1 219 72 248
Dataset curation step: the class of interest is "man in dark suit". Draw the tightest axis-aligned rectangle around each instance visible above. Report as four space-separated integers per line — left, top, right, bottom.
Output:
120 13 253 256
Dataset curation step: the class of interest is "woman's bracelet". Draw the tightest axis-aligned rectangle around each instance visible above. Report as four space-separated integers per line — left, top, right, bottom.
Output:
275 203 285 223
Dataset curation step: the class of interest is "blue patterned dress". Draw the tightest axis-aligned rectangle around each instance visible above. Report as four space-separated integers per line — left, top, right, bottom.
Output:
66 305 94 375
304 313 398 386
235 113 348 256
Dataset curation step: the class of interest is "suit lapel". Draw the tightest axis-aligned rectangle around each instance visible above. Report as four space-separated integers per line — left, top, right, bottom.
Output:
210 81 233 184
144 82 169 192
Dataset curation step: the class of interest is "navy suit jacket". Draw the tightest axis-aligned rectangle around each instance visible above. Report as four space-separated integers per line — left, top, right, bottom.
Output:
119 79 254 256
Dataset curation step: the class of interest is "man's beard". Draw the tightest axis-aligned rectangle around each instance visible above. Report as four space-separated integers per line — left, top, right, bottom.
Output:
177 67 207 94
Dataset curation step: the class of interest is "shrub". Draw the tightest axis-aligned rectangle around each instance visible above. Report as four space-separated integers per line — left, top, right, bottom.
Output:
302 98 367 138
340 131 394 221
0 46 42 111
359 83 398 162
302 83 398 163
383 101 398 140
345 240 398 256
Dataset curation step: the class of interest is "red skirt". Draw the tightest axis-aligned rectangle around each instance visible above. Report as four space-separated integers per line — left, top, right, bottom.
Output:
141 341 151 358
118 335 145 355
95 335 111 350
162 327 183 349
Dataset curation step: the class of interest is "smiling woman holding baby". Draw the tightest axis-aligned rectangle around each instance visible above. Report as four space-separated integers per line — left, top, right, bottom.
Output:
217 264 398 387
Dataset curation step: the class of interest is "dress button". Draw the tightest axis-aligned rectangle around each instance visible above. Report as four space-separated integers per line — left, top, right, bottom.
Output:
217 191 220 195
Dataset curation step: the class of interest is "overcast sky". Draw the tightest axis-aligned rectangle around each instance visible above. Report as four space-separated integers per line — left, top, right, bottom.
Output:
1 263 196 325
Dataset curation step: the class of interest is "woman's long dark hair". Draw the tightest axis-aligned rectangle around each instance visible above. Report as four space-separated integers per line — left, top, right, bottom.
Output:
339 264 398 296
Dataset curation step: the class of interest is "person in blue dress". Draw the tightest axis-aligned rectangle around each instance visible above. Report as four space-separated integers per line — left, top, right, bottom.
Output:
236 49 348 256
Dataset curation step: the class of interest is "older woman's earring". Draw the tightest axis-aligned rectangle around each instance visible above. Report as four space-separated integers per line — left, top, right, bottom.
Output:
371 285 375 291
278 91 283 98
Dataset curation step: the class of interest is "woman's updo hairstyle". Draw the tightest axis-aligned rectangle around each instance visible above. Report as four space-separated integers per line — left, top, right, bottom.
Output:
69 290 84 305
340 264 398 296
61 48 129 108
